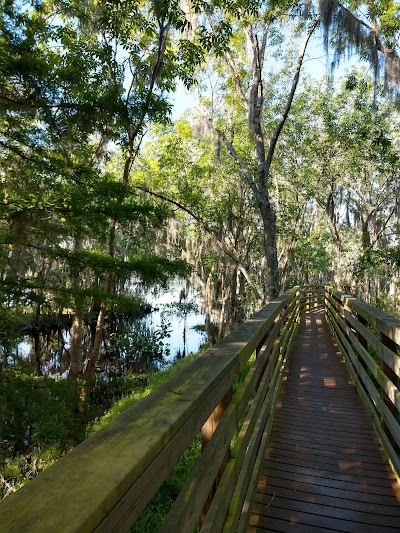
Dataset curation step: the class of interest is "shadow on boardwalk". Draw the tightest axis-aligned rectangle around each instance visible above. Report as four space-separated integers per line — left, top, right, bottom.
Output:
250 310 400 533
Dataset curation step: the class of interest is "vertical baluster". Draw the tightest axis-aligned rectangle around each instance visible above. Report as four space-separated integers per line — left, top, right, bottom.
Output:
356 313 369 372
380 333 398 447
200 390 232 527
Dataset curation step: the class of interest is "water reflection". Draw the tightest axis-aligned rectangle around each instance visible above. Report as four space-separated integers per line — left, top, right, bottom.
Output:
143 284 206 364
13 283 206 377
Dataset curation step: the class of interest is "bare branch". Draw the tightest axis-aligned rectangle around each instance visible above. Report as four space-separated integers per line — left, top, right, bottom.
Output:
134 184 264 300
265 16 320 176
367 204 397 251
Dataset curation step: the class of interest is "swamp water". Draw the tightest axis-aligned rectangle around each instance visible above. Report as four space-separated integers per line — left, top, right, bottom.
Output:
144 284 206 362
13 283 206 378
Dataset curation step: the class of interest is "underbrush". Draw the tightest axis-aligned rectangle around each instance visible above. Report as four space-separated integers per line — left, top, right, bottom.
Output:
0 350 203 501
131 434 202 533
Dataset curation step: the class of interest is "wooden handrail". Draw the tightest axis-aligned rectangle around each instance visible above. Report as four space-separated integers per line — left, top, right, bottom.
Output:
2 285 399 531
325 286 400 479
300 284 325 313
0 287 301 532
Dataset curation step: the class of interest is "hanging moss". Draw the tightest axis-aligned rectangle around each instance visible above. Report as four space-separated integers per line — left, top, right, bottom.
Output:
319 0 400 102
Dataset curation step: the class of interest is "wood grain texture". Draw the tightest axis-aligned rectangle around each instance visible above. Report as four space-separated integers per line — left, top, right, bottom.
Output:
0 290 299 533
249 310 400 533
326 287 400 346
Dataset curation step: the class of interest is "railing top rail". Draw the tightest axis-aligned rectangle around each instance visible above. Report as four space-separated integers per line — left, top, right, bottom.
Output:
326 286 400 346
1 287 300 532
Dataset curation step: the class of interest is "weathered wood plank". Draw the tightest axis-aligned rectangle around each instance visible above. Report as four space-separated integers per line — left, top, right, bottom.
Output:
250 310 400 533
234 342 291 533
4 286 399 533
226 345 289 533
342 320 400 413
160 290 296 533
0 289 299 533
199 344 284 532
327 286 400 346
326 308 400 478
327 305 400 446
203 303 300 532
158 326 275 532
344 310 400 378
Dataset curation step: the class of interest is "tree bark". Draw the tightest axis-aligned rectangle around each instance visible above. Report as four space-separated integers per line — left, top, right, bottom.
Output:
259 199 279 300
218 18 319 302
68 238 84 381
81 219 115 398
33 304 42 376
67 314 83 381
83 302 105 384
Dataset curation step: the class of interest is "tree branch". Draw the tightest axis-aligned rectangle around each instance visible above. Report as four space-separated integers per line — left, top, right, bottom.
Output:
223 51 249 111
214 126 260 199
265 16 320 176
135 184 265 300
367 204 397 251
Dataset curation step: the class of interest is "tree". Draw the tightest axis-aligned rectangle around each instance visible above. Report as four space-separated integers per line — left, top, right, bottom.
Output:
135 2 321 302
134 119 263 340
319 0 400 100
274 69 400 302
0 0 195 384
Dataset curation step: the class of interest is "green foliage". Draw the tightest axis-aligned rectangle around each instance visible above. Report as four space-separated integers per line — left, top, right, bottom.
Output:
0 368 97 498
161 301 199 320
102 318 172 372
0 0 197 369
0 446 60 499
0 347 205 501
0 370 88 455
0 306 26 352
131 435 201 533
51 248 189 284
88 351 203 434
1 0 400 512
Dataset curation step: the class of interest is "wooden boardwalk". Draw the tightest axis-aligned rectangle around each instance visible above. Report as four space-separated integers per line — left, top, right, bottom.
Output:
249 310 400 532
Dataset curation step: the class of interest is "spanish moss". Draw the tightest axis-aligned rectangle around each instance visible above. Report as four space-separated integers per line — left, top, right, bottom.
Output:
319 0 400 103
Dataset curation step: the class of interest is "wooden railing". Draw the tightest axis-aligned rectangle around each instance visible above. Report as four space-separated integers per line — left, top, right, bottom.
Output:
1 287 302 532
2 285 399 532
300 284 325 313
325 287 400 479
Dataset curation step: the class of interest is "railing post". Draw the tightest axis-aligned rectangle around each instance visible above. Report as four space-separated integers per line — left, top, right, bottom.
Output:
380 333 398 445
200 389 232 527
256 331 269 356
343 293 368 372
304 286 310 313
356 313 369 372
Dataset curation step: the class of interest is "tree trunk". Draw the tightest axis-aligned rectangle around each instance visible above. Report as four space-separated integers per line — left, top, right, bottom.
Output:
80 303 106 402
33 305 42 376
81 219 115 398
260 199 280 301
84 302 105 383
68 237 84 381
227 264 238 333
219 18 318 303
361 218 371 251
67 314 83 381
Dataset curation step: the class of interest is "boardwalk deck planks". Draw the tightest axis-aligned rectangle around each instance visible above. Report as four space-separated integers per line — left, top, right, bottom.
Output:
1 286 399 532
